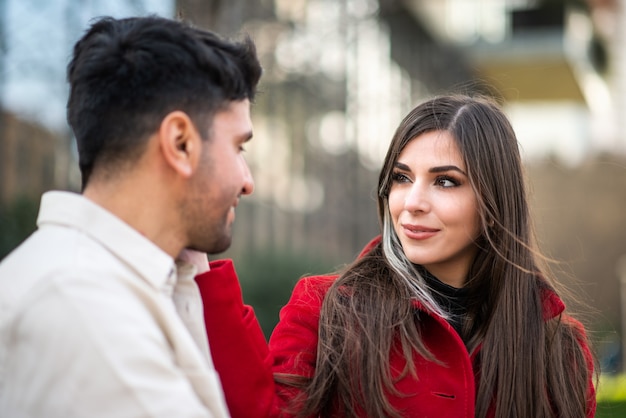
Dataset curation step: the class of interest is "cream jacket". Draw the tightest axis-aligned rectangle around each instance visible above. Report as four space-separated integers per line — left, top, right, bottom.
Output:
0 191 229 417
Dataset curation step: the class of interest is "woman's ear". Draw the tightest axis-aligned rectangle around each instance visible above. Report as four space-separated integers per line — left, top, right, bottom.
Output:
158 111 200 178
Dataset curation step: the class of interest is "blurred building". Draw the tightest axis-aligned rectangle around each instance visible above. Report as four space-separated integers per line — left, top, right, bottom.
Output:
388 0 614 164
0 111 74 204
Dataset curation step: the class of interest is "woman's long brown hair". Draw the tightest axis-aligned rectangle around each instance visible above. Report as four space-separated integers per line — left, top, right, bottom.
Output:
277 95 595 417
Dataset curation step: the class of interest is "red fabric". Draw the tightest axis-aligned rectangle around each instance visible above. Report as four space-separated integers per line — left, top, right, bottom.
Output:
195 238 596 418
195 260 277 417
271 274 477 417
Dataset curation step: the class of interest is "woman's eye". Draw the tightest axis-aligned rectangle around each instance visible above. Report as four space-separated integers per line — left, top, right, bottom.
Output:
391 172 410 183
436 176 458 188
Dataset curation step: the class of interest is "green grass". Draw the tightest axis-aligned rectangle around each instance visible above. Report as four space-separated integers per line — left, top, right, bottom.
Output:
598 374 626 401
597 401 626 418
597 374 626 417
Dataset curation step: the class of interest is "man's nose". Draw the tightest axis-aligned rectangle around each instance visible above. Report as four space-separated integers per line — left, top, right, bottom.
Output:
241 159 254 196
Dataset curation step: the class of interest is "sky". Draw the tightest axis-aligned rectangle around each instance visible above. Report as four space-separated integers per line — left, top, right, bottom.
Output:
1 0 173 131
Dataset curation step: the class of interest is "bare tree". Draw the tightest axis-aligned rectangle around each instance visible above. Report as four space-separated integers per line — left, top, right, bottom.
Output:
175 0 249 35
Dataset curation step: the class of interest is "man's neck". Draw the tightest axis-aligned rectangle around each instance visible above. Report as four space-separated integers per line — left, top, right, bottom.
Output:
83 177 184 258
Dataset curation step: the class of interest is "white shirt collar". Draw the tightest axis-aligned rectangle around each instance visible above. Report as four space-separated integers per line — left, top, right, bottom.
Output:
37 191 175 289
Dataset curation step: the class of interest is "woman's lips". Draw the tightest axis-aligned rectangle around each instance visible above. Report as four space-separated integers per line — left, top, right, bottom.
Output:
402 224 439 240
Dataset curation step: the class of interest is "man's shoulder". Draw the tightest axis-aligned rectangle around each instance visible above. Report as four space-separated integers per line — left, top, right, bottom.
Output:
0 226 146 322
0 230 168 366
1 224 106 280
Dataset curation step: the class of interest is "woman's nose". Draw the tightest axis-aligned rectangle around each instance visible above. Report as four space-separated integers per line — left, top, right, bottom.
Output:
404 183 430 213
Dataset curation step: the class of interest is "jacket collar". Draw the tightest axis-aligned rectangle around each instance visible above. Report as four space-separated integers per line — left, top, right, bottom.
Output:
37 191 176 290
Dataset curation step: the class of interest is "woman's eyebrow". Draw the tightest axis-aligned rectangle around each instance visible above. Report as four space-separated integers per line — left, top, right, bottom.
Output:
429 165 467 176
394 162 411 171
395 162 467 176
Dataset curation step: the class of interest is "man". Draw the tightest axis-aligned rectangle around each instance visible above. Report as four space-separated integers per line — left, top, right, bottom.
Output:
0 15 261 417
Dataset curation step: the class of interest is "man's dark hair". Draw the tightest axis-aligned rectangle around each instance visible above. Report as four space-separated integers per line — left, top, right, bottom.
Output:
66 16 262 188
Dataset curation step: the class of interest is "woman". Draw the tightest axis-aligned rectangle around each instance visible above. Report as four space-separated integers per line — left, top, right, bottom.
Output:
195 95 596 417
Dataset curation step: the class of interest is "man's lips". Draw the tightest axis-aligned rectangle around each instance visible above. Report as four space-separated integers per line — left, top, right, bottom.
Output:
402 224 439 240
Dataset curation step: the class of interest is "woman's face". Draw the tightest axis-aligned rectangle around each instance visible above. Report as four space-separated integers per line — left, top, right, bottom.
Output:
388 130 481 288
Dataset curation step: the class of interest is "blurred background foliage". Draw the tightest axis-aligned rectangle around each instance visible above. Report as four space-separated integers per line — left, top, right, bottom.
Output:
234 248 339 338
0 195 37 259
2 1 626 397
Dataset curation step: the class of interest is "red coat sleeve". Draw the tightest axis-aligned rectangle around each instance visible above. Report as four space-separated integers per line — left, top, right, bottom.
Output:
196 261 334 418
195 259 276 418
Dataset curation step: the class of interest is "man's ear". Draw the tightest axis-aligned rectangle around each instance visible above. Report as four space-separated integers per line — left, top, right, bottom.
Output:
158 111 200 178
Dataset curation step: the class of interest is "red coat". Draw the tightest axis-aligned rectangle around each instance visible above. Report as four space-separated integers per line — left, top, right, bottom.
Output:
196 238 596 418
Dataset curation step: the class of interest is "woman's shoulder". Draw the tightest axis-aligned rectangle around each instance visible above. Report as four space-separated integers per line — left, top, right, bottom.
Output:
289 274 340 304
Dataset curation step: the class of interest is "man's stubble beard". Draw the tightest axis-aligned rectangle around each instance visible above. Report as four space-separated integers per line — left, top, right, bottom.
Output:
188 206 233 255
